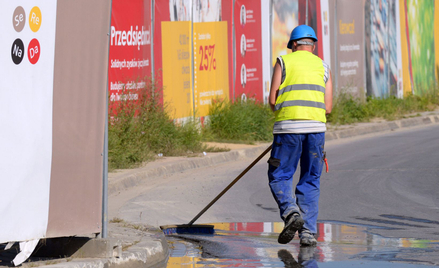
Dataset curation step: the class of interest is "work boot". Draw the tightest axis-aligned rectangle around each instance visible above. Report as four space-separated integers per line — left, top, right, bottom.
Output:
299 231 317 247
278 213 304 244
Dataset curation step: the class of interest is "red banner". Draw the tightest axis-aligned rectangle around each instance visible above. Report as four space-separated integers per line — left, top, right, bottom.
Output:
222 0 234 103
234 0 263 102
109 0 152 103
298 0 322 58
153 1 170 95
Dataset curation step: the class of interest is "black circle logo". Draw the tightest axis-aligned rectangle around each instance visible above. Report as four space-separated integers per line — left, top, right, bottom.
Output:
11 38 25 65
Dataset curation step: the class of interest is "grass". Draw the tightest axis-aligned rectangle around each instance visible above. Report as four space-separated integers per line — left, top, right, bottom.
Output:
108 79 211 170
327 89 439 125
108 82 438 170
202 98 275 143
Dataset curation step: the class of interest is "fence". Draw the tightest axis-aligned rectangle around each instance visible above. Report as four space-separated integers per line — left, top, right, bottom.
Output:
109 0 439 120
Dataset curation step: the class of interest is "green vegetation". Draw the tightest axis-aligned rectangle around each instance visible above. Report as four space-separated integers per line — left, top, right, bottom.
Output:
327 90 439 125
109 82 438 170
108 81 206 170
202 99 275 143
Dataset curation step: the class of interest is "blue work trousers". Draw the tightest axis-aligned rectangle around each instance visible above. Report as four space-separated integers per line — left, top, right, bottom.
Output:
268 133 325 234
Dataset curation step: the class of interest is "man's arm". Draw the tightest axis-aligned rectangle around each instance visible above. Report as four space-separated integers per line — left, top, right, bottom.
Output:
325 70 333 114
269 60 282 112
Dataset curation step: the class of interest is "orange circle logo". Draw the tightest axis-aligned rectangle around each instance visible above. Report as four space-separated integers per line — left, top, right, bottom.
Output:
29 6 42 32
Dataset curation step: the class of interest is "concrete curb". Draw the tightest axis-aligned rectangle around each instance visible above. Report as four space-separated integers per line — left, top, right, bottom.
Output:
326 113 439 141
108 145 272 195
25 223 168 268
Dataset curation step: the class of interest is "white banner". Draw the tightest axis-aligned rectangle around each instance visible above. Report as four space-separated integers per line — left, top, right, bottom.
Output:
0 0 57 243
320 0 331 64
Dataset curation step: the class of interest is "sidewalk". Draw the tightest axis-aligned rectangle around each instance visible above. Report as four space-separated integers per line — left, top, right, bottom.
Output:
19 110 439 268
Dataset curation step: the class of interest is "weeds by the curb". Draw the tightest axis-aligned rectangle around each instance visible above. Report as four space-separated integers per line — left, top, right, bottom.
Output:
109 82 438 169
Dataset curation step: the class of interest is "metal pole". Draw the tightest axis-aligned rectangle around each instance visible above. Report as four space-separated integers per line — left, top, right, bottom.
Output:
306 0 309 25
102 0 113 239
191 0 196 117
102 88 109 239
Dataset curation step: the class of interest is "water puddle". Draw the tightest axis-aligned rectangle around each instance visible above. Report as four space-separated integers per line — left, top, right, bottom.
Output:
166 221 439 267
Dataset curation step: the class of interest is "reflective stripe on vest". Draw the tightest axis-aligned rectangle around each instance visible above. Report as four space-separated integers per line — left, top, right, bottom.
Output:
275 51 326 123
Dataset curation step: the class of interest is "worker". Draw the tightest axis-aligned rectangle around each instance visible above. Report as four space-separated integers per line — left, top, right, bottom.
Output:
268 24 333 246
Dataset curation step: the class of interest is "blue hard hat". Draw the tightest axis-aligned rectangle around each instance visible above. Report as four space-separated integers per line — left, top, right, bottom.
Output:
287 25 318 49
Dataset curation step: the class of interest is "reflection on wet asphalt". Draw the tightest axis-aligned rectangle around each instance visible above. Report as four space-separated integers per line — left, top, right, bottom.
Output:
166 221 439 267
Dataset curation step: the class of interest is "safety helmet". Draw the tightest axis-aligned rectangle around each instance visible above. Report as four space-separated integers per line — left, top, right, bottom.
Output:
287 25 318 49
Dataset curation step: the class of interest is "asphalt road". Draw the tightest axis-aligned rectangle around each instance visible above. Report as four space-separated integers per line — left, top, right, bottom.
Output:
320 124 439 240
110 124 439 241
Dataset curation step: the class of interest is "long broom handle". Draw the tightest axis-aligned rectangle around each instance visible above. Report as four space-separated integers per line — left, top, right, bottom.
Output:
188 144 272 226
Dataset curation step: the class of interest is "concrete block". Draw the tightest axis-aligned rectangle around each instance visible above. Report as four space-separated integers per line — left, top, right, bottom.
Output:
71 238 121 258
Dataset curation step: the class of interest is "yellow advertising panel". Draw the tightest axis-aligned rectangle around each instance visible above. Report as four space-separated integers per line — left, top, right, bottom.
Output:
162 21 193 119
399 1 412 95
435 1 439 82
193 21 229 117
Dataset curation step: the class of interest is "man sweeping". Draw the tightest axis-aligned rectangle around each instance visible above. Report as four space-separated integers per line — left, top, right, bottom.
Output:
268 24 333 246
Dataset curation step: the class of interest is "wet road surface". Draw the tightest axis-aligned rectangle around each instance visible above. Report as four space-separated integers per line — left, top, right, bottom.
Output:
166 221 439 267
108 124 439 267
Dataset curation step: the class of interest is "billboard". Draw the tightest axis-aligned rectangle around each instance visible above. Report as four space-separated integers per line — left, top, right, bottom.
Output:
401 0 437 95
194 22 230 116
335 0 365 98
320 0 331 63
366 0 402 98
158 1 229 119
109 0 152 104
161 21 193 118
234 0 263 102
271 0 299 64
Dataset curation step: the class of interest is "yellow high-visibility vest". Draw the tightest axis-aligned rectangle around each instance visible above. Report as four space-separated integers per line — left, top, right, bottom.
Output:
275 50 326 123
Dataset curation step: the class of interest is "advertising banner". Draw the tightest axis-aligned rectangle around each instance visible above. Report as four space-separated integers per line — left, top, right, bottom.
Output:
399 0 412 96
402 0 437 95
261 0 271 104
153 0 170 107
367 0 402 98
162 21 193 118
272 0 298 64
335 0 365 97
194 21 229 116
298 0 323 58
0 0 57 243
436 1 439 84
109 0 152 104
193 0 222 22
234 0 263 102
221 0 234 104
320 0 331 63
